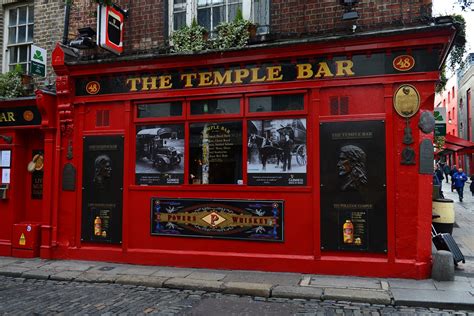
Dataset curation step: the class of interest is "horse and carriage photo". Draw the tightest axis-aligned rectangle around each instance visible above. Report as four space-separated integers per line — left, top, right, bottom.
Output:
247 119 307 173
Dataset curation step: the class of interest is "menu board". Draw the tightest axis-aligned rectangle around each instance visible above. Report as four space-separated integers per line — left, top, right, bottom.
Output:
189 121 242 184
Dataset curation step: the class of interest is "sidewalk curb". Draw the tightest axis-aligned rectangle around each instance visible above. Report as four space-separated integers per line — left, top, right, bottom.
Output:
1 269 473 310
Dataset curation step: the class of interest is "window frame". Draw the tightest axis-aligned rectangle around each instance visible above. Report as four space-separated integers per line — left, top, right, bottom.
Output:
168 0 268 34
132 89 309 188
2 2 34 74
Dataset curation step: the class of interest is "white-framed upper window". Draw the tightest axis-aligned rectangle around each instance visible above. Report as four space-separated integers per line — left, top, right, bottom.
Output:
3 3 34 73
170 0 269 34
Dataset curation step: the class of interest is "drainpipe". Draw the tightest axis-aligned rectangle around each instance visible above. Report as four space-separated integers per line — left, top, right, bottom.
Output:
63 1 72 45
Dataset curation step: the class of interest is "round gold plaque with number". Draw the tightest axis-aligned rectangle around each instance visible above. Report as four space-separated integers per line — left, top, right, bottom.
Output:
393 84 420 118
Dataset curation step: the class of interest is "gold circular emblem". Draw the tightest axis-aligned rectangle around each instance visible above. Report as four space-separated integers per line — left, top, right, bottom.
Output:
23 110 34 121
393 55 415 72
86 81 101 95
393 84 420 118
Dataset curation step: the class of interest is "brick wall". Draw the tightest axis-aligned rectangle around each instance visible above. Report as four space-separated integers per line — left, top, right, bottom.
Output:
271 0 432 36
68 0 431 55
34 0 64 87
68 0 165 54
0 0 64 89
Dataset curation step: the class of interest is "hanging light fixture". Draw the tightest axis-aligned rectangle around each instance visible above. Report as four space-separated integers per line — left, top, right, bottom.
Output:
340 0 360 21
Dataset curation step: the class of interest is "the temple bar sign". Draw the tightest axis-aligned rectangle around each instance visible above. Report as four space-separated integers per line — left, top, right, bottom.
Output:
75 49 441 96
97 4 125 55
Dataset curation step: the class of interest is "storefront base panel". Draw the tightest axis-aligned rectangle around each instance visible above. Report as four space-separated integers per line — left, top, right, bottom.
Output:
54 246 431 279
12 248 39 259
0 241 12 257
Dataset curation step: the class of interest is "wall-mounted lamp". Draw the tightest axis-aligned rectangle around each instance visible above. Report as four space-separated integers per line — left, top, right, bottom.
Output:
0 135 12 144
340 0 360 21
448 119 453 124
69 27 97 49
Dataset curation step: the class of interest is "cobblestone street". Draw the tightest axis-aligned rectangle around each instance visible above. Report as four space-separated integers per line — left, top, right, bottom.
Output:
0 276 471 315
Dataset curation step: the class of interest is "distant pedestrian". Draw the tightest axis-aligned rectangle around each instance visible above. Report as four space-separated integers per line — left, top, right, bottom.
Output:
470 175 474 197
450 164 458 192
453 168 468 202
433 171 444 199
435 164 444 187
443 163 451 183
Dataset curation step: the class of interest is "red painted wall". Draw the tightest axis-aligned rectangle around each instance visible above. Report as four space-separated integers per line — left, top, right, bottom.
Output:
41 25 456 279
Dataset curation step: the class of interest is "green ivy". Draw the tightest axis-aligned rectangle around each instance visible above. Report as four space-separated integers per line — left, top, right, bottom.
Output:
170 20 209 53
436 14 466 92
0 65 25 99
212 19 252 50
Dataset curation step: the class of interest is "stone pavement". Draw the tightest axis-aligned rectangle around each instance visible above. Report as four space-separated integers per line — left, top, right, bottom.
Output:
0 183 473 311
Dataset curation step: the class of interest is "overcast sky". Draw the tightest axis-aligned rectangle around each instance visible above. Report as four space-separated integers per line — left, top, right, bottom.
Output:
433 0 474 53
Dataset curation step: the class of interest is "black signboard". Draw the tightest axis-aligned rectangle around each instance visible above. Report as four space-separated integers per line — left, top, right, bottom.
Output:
0 106 41 127
419 139 434 174
62 163 76 191
247 119 307 186
320 121 387 253
75 48 440 97
81 135 123 244
31 150 43 199
151 198 284 242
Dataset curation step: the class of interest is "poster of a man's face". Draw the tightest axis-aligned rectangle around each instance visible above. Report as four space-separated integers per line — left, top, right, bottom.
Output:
93 155 112 188
337 145 368 191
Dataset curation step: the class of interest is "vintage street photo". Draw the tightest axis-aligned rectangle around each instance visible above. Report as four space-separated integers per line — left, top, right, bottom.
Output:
247 118 307 186
135 124 185 185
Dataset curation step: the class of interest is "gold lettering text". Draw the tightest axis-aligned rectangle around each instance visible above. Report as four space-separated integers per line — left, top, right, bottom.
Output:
198 72 214 87
314 62 334 78
213 70 233 86
126 78 141 92
335 60 355 76
159 75 172 89
141 76 158 91
234 69 250 84
181 73 197 88
296 64 313 79
250 67 266 82
267 66 283 81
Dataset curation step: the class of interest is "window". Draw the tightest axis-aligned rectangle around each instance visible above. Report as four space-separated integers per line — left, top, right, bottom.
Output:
191 98 240 115
137 102 183 118
3 4 34 73
134 92 307 187
249 94 304 113
169 0 270 33
452 86 455 98
189 121 242 184
448 91 451 103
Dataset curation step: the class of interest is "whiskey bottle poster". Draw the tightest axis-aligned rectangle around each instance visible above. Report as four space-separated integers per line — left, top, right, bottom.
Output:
81 135 124 244
320 121 387 253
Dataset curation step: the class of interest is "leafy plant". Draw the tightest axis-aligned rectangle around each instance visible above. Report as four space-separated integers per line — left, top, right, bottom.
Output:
212 9 255 50
434 136 445 150
170 19 209 53
436 14 466 92
0 65 25 98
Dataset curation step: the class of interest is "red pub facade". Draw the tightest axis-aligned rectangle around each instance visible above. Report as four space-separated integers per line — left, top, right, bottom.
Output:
0 21 456 278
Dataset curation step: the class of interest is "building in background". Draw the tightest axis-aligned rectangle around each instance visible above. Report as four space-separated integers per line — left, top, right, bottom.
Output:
455 52 474 174
0 0 459 279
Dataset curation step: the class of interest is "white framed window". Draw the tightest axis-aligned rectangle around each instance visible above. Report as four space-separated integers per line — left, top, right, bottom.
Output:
169 0 269 34
3 3 34 73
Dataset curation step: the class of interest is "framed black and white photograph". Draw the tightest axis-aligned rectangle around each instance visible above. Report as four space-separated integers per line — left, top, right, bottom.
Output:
135 124 185 185
247 118 307 186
